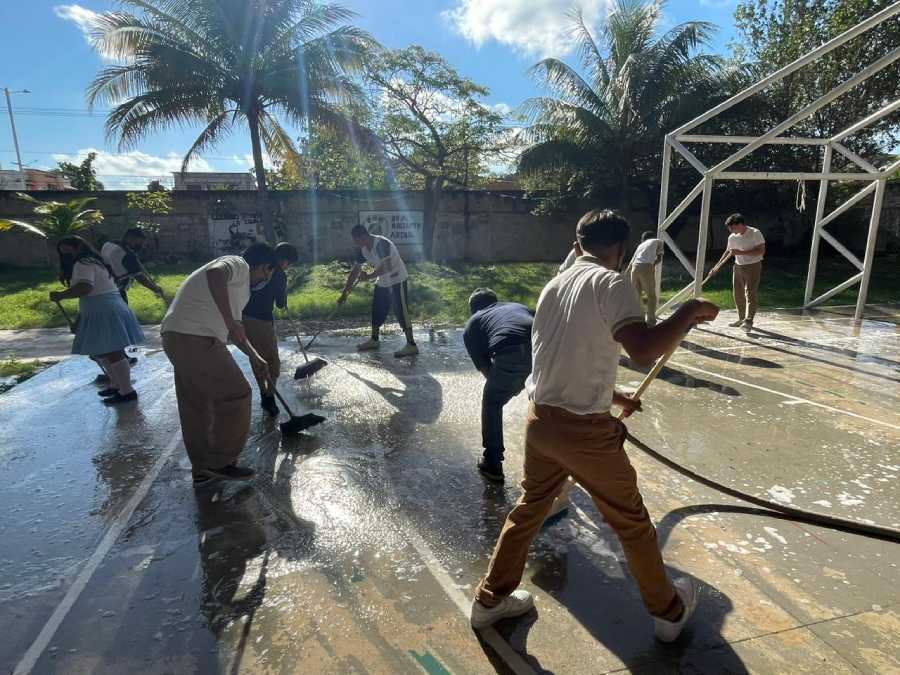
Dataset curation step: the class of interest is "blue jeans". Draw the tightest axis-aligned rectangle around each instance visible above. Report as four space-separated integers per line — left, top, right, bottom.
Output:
482 346 532 466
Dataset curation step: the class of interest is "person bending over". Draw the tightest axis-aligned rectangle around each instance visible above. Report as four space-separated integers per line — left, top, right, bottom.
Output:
629 231 664 326
470 209 718 645
464 288 533 483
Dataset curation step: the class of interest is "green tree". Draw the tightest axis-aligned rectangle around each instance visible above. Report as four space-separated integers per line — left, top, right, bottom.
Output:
87 0 377 242
56 151 105 191
126 190 173 252
366 45 510 258
518 0 727 210
732 0 900 157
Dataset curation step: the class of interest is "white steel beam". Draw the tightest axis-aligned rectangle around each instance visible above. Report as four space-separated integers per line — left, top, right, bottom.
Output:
819 182 878 229
854 180 887 322
669 137 708 175
660 179 704 232
693 178 713 297
831 99 900 143
661 231 696 277
672 2 900 137
820 230 865 271
655 140 673 304
804 273 863 309
677 135 827 146
831 142 879 174
658 281 694 315
709 47 900 176
804 145 832 304
716 171 882 181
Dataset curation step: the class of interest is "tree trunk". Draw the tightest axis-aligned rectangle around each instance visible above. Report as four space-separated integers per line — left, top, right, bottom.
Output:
422 175 445 261
248 110 275 243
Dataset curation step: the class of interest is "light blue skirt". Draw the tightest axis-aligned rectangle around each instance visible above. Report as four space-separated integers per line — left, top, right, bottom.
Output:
72 292 145 356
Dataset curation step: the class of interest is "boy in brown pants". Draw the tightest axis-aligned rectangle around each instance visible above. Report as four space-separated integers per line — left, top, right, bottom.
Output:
161 243 277 484
470 209 718 643
242 242 299 416
710 213 765 331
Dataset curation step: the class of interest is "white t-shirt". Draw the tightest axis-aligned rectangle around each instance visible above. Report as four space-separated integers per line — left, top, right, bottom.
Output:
101 241 142 291
525 256 644 415
70 260 119 297
558 249 577 275
357 235 408 288
161 256 250 343
633 238 663 265
728 227 765 266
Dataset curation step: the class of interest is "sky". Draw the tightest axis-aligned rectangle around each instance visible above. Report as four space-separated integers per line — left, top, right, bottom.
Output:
0 0 743 189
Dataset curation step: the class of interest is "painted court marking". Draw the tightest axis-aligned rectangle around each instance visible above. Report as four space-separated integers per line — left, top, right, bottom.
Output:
13 429 182 675
668 359 900 431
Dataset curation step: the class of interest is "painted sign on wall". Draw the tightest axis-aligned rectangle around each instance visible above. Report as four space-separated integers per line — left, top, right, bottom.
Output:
208 214 262 255
358 211 424 246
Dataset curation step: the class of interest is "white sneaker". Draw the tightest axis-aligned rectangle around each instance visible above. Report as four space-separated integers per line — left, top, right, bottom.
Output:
727 319 745 328
654 577 699 643
470 590 534 629
356 338 380 351
394 343 419 358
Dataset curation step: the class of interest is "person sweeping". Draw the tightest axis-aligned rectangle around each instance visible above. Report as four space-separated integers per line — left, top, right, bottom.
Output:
629 231 664 326
161 242 276 485
50 236 145 405
242 242 299 417
708 213 765 331
337 224 418 358
470 209 718 644
464 288 533 484
102 228 165 303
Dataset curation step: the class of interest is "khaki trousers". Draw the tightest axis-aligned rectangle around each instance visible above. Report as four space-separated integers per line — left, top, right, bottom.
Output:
629 263 658 325
243 316 280 393
733 261 762 321
475 403 682 621
162 331 251 475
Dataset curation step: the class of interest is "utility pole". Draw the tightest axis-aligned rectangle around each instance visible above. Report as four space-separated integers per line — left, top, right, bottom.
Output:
3 87 29 176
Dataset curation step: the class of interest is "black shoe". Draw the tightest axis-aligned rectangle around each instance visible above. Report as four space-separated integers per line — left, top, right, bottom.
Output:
193 474 214 485
128 356 138 366
98 388 118 397
203 464 255 482
93 373 111 385
478 460 505 483
103 391 138 405
260 395 279 417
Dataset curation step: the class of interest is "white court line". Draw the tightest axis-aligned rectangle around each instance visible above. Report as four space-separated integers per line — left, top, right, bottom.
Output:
13 429 182 675
668 359 900 431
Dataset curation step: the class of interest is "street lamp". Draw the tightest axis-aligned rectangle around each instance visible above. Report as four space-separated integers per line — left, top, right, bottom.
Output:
3 87 30 175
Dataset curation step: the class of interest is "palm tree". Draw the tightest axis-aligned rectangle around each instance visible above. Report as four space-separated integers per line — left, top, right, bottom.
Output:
87 0 377 241
519 0 726 209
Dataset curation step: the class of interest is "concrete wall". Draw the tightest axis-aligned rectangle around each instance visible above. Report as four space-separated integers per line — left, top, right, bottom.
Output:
1 185 897 268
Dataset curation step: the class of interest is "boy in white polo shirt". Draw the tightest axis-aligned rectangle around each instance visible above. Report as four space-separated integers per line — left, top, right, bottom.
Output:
710 213 765 330
470 209 718 644
629 231 664 325
161 243 276 484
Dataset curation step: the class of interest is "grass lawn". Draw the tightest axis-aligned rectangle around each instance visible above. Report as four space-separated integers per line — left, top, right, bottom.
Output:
0 256 896 330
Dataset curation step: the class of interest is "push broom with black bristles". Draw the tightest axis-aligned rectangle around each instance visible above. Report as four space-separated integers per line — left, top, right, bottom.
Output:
270 382 326 434
294 280 358 380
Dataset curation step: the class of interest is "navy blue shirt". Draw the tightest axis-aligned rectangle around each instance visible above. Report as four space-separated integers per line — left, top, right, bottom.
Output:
242 266 287 322
463 302 533 371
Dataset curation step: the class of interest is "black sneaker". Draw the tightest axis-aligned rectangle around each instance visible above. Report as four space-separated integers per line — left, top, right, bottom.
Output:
103 391 138 405
260 395 279 417
93 373 111 385
193 474 214 485
98 388 118 397
203 464 255 482
477 460 505 483
128 357 138 366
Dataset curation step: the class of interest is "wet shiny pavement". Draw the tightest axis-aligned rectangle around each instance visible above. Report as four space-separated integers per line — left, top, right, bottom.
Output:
1 306 898 673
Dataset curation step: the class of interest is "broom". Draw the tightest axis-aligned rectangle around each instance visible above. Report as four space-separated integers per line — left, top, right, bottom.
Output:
293 279 358 380
269 382 326 434
55 300 77 334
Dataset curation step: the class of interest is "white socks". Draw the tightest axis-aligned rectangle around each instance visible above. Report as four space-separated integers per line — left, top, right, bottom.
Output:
106 358 134 395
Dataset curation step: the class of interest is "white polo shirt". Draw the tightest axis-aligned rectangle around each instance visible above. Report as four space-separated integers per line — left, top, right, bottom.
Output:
161 256 250 343
357 235 408 288
728 227 765 266
526 256 645 415
71 260 119 297
633 238 663 265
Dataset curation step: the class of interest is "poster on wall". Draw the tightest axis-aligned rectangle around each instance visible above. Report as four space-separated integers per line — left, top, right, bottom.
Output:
207 214 263 255
358 211 424 246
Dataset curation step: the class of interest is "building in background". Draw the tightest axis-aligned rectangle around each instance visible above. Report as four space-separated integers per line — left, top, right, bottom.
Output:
172 172 256 191
0 169 73 191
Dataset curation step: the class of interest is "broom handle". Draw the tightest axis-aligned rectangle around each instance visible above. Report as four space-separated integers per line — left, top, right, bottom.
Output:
55 300 76 332
302 277 358 351
616 337 683 420
702 253 731 286
270 383 296 417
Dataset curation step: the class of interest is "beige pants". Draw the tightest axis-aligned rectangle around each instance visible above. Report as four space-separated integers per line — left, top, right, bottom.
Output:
475 403 682 621
630 263 658 325
162 331 251 475
733 261 762 321
243 316 280 393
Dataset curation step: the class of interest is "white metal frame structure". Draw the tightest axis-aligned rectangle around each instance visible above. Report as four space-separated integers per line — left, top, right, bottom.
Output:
655 2 900 323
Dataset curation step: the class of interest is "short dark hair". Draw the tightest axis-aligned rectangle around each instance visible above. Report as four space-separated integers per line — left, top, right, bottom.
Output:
123 228 146 240
641 231 655 242
576 209 630 254
469 288 498 315
351 224 369 238
274 242 298 264
725 213 745 227
242 241 278 269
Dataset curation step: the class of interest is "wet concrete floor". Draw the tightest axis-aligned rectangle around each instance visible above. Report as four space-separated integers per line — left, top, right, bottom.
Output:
1 305 898 674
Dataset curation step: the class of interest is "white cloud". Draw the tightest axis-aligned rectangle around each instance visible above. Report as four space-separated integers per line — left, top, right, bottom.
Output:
51 148 214 190
443 0 611 58
699 0 735 7
54 4 100 45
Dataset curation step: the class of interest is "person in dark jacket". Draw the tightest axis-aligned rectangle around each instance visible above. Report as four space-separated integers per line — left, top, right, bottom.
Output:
242 242 299 416
463 288 533 483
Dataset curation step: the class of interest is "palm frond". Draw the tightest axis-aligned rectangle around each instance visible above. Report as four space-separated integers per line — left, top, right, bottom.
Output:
181 107 236 173
0 219 47 238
